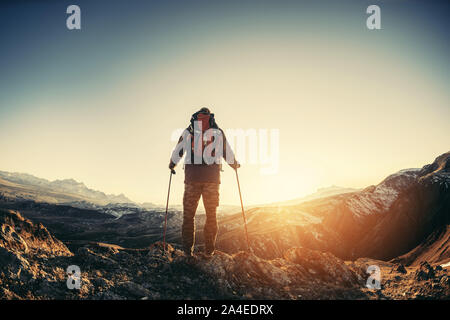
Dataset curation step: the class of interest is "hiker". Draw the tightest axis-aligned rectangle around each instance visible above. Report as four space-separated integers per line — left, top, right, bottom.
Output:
169 107 240 257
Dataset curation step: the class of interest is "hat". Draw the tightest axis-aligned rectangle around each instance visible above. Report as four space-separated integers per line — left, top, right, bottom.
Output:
198 107 211 114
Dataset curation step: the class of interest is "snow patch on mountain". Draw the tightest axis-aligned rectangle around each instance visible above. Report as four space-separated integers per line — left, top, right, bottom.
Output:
346 168 421 217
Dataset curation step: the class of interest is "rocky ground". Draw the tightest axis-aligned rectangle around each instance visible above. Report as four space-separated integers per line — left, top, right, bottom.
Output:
1 209 448 300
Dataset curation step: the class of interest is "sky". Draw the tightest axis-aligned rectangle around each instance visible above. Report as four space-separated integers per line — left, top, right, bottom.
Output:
0 0 449 206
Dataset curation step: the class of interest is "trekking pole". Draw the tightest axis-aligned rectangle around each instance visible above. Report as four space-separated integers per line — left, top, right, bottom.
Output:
235 168 251 252
163 169 176 252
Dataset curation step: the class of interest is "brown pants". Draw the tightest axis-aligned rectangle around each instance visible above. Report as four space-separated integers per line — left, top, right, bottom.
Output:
182 182 220 255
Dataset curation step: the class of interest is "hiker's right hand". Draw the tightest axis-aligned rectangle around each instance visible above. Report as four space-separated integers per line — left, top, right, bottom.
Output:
169 161 176 170
230 162 240 170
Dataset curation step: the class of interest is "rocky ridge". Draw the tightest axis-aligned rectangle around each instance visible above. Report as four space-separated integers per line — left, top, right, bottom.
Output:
1 209 449 300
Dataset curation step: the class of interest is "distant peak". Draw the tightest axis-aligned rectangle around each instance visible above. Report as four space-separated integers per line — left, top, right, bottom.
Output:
52 178 84 185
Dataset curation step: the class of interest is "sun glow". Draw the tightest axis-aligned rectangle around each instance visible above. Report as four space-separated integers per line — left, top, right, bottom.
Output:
0 1 448 206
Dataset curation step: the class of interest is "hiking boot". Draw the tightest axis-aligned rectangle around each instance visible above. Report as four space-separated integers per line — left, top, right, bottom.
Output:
204 250 215 258
184 255 196 264
183 247 194 257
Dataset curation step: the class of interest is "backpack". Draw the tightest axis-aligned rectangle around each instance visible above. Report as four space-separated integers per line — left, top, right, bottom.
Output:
187 111 219 164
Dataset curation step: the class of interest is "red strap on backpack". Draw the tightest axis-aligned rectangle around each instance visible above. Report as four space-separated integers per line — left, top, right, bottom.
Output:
196 113 211 132
191 113 211 161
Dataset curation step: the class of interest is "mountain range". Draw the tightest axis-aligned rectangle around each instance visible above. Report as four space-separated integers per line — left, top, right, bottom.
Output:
0 170 355 215
217 152 449 265
0 151 448 300
0 171 133 206
261 185 359 207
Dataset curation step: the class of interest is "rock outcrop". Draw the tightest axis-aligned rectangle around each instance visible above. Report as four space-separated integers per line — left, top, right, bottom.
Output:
0 209 72 258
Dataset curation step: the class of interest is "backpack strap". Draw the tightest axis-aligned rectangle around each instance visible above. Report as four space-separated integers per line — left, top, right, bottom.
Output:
209 113 219 129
